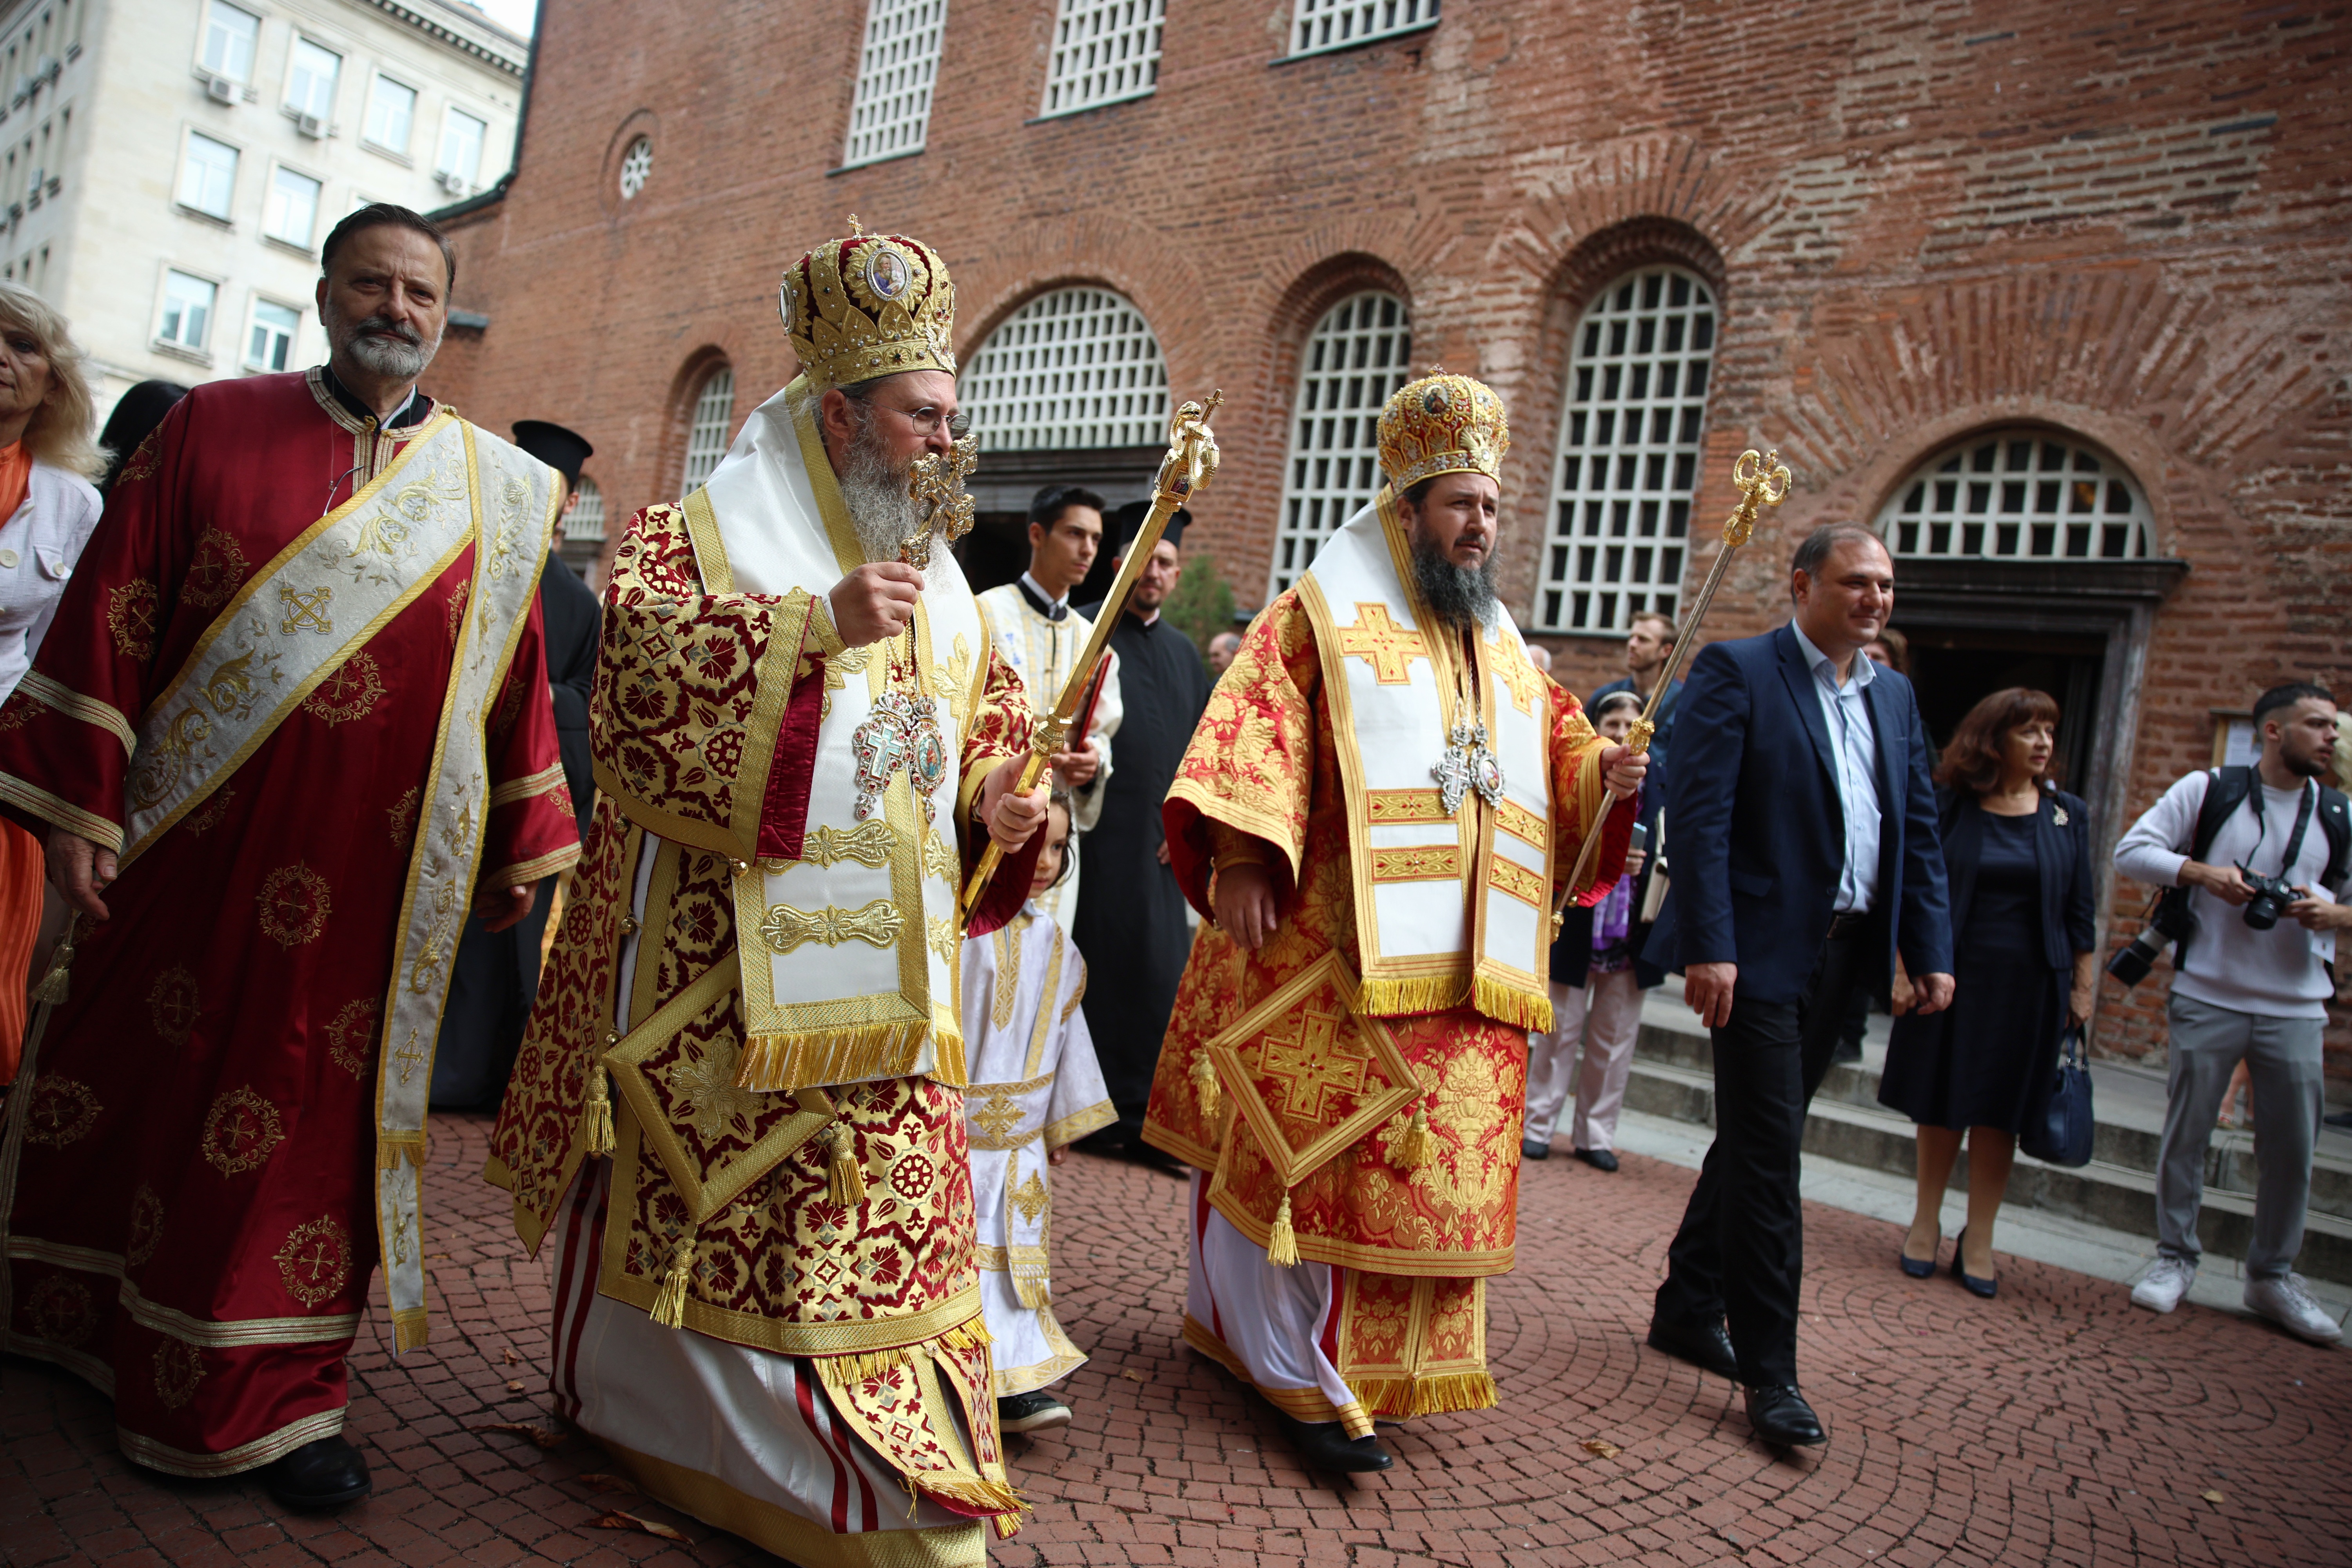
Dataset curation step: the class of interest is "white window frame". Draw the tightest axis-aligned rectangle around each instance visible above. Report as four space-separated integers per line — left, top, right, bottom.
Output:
962 286 1169 452
1535 264 1717 635
1287 0 1439 58
244 293 301 372
436 104 487 184
1267 290 1411 599
1877 430 2154 563
176 127 239 221
156 266 221 356
680 364 735 495
197 0 259 84
283 36 340 123
1040 0 1164 118
262 160 322 249
563 475 607 543
361 71 416 158
842 0 945 169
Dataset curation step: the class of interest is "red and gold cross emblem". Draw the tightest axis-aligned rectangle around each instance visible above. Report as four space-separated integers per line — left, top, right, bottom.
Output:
1259 1006 1369 1123
1337 603 1426 684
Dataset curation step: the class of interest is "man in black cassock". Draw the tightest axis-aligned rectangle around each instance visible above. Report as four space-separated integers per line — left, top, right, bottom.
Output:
1072 502 1213 1172
429 420 602 1109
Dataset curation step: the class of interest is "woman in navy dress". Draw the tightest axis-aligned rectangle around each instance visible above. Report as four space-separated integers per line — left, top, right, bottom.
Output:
1881 688 2097 1296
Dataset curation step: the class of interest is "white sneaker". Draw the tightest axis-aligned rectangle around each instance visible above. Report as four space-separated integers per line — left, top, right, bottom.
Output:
2130 1256 2196 1313
2244 1274 2345 1345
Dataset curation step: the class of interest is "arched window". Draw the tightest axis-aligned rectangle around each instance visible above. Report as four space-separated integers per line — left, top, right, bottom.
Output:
680 364 735 496
563 475 606 543
1535 265 1715 633
1878 431 2152 561
1267 290 1410 598
962 286 1168 451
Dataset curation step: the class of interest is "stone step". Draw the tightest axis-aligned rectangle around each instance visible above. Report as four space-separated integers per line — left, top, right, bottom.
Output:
1632 1016 2352 1225
1622 1050 2352 1288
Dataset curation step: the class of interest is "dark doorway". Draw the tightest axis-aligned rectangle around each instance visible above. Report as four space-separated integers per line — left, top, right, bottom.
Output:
957 444 1165 598
1902 627 2105 797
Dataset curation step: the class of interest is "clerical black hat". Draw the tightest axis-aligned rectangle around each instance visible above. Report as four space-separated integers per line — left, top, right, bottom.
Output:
511 420 594 490
1107 498 1191 557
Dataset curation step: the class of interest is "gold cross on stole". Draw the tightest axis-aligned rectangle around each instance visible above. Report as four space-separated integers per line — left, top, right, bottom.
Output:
1337 603 1426 684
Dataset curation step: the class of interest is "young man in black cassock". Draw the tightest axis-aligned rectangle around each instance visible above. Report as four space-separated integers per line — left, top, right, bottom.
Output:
1072 502 1213 1172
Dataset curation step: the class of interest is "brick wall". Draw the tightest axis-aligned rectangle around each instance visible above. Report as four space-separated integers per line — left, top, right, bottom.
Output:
428 0 2352 1084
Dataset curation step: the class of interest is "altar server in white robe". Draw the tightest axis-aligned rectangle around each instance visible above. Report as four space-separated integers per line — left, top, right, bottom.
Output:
959 793 1114 1436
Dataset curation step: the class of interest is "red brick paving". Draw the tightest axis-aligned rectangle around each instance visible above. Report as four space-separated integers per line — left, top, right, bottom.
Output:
5 1111 2348 1567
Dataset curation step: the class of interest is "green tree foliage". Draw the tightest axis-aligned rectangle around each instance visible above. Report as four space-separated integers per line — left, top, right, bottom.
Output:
1165 550 1239 664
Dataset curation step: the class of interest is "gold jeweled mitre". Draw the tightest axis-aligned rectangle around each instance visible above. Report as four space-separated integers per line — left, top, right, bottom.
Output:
778 229 957 391
1376 371 1511 490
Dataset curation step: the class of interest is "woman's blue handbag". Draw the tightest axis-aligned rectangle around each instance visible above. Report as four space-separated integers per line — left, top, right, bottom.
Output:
2022 1026 2095 1168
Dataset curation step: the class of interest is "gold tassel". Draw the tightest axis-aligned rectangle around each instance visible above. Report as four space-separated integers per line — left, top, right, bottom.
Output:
1472 972 1553 1033
826 1122 867 1206
650 1236 693 1328
1190 1051 1220 1120
1392 1103 1434 1169
1265 1189 1299 1268
29 918 76 1006
584 1067 616 1156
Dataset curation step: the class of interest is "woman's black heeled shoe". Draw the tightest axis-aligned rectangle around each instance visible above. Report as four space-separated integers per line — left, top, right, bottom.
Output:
1898 1229 1938 1278
1950 1228 1998 1298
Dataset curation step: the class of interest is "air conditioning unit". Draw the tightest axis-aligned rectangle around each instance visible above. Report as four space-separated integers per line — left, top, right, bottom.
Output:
36 55 57 82
22 170 38 207
4 202 18 225
205 73 236 104
434 168 468 195
296 112 326 138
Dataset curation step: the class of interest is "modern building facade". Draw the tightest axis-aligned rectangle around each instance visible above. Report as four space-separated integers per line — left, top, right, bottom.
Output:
3 0 523 414
423 0 2351 1081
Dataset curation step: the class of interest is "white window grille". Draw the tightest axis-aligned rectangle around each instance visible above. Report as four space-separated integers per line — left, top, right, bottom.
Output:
618 136 651 200
247 298 298 370
564 476 607 543
843 0 944 168
178 131 237 218
200 1 257 83
159 270 216 350
1268 291 1410 598
1042 0 1163 116
437 109 486 184
680 365 735 495
365 76 416 153
285 39 339 122
1878 432 2153 561
1290 0 1437 57
264 165 320 247
962 287 1169 451
1537 265 1715 633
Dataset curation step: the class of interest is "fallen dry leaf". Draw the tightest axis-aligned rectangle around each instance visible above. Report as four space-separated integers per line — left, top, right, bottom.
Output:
1580 1438 1621 1459
472 1421 564 1449
1121 1369 1145 1383
503 1348 519 1366
505 1380 526 1394
579 1473 638 1495
2202 1490 2226 1504
595 1509 688 1542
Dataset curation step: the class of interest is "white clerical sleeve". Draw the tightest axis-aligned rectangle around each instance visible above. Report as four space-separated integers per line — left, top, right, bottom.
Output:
1042 951 1113 1149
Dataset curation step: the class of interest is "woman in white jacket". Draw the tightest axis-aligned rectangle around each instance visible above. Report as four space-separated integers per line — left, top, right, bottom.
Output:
0 279 105 1082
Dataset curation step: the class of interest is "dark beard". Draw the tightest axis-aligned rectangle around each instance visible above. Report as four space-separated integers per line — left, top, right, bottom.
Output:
1408 524 1500 633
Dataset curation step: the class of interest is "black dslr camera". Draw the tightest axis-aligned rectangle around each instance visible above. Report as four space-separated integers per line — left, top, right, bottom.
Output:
2236 864 2303 931
2107 888 2196 988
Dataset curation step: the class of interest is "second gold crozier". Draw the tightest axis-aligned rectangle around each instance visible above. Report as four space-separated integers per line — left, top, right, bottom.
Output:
1142 373 1650 1471
488 225 1053 1567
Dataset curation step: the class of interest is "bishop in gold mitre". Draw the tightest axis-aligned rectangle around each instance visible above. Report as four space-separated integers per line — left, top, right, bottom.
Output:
1142 372 1647 1471
488 226 1050 1566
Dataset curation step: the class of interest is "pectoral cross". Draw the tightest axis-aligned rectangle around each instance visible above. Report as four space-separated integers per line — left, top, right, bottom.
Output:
1432 717 1505 817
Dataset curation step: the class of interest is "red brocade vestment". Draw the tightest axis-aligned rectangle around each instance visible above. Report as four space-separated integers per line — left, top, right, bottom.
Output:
0 371 578 1476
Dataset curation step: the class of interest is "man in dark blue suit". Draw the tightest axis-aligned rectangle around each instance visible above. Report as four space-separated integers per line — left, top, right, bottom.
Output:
1642 524 1955 1449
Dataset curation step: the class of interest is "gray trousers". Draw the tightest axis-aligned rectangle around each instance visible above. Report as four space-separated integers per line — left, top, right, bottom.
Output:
2155 993 2326 1279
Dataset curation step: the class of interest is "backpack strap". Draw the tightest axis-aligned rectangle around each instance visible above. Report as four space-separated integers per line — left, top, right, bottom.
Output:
2318 785 2350 893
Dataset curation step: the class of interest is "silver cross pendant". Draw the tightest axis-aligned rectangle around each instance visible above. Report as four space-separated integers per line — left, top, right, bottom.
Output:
1432 717 1508 817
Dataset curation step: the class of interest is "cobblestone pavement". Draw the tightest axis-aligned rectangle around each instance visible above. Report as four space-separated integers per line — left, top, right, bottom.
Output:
6 1111 2349 1568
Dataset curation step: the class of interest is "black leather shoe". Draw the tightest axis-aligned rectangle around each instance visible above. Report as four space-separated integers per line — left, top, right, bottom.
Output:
998 1389 1072 1434
1742 1385 1826 1448
1950 1228 1997 1298
1572 1147 1620 1172
1274 1412 1394 1472
1520 1137 1550 1160
259 1435 371 1509
1646 1315 1738 1381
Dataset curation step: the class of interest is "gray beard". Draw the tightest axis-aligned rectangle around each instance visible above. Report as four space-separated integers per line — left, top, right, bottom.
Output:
326 298 439 382
1408 523 1500 633
837 421 926 566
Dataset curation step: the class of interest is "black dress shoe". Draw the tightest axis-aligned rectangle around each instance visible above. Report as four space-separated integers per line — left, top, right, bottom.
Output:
1645 1316 1739 1381
1273 1412 1394 1472
259 1435 371 1509
1572 1147 1619 1172
1950 1228 1997 1298
1520 1137 1550 1161
1742 1385 1826 1448
998 1389 1072 1434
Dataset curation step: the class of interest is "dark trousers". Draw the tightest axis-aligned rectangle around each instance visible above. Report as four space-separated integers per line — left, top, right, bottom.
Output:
1652 927 1869 1386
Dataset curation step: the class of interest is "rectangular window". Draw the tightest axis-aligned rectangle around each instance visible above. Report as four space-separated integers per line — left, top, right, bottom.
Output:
200 0 258 82
842 0 944 168
1289 0 1438 57
285 38 339 122
178 131 237 218
264 165 319 247
436 108 485 183
159 270 216 350
1042 0 1163 116
364 74 415 153
247 297 299 370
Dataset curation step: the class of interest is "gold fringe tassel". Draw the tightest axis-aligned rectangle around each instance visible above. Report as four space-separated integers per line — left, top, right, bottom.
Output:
1265 1189 1299 1268
939 1315 993 1354
1391 1103 1433 1169
1189 1051 1220 1120
29 917 76 1005
1354 973 1471 1018
392 1306 430 1354
649 1236 694 1328
1473 972 1553 1033
583 1068 616 1156
1350 1370 1500 1419
735 1021 932 1093
814 1345 912 1387
909 1468 1027 1519
826 1122 868 1206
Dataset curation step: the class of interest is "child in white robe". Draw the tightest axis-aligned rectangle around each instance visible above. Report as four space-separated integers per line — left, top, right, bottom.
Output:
959 793 1114 1435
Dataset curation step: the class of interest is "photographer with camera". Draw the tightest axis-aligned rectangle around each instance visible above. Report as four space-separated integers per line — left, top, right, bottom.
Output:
2112 682 2351 1342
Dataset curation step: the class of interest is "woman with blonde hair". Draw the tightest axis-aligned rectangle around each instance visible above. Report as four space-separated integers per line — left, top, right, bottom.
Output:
0 279 104 1082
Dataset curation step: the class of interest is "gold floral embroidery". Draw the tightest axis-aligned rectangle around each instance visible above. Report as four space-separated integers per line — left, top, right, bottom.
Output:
927 915 958 967
22 1076 100 1148
1060 967 1086 1024
201 1086 284 1177
325 998 379 1076
148 966 201 1045
127 1184 165 1267
991 922 1024 1029
25 1275 93 1347
153 1341 205 1410
303 650 386 725
492 666 527 738
665 1043 761 1144
182 527 249 610
922 830 959 884
107 579 160 662
0 701 32 734
446 579 472 646
1009 1169 1049 1225
116 427 165 490
388 787 421 847
182 788 236 835
1413 1047 1512 1213
257 863 332 947
273 1216 354 1308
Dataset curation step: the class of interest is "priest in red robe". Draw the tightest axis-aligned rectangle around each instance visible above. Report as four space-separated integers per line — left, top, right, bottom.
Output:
0 205 579 1508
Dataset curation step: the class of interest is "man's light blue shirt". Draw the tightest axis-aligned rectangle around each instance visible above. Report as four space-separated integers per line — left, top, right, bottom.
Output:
1789 620 1882 914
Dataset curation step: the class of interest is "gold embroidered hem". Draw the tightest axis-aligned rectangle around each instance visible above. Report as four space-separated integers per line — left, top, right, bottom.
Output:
115 1405 348 1479
1182 1315 1375 1438
482 842 584 890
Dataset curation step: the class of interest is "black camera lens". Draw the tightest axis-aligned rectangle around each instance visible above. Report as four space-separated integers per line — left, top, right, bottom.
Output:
2243 893 2283 931
2106 932 2163 987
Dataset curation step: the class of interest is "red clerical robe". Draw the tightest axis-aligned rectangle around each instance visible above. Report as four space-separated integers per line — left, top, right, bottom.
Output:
0 370 579 1477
